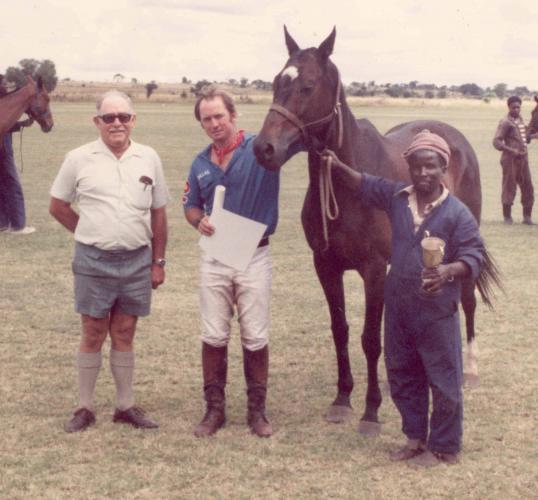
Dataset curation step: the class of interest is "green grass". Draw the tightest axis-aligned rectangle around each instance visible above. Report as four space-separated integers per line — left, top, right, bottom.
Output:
1 101 537 499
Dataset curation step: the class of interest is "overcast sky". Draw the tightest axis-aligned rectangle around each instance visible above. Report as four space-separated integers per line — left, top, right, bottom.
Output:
2 0 538 89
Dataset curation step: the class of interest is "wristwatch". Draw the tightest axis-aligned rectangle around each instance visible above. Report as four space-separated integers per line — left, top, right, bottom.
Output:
152 258 166 268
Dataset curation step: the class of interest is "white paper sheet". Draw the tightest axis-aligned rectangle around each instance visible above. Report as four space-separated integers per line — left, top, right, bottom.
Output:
199 185 268 271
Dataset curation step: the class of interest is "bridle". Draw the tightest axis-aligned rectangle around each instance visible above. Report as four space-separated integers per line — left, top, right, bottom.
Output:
268 67 344 150
268 66 344 250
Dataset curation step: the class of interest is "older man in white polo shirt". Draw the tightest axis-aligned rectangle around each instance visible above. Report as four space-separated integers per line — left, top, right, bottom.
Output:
50 90 170 433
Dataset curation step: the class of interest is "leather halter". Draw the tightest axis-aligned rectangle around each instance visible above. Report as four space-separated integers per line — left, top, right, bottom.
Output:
268 67 344 150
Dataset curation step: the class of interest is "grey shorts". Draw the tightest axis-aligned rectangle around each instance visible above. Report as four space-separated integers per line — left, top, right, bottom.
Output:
72 242 152 318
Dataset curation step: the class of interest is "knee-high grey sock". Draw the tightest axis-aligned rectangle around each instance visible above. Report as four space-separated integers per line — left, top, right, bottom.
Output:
110 350 135 411
77 351 102 411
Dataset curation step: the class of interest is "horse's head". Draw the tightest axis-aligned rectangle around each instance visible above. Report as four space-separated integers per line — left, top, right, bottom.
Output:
253 26 340 171
528 96 538 136
27 76 53 133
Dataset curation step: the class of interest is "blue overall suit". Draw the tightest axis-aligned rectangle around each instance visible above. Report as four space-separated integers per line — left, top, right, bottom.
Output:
359 174 485 454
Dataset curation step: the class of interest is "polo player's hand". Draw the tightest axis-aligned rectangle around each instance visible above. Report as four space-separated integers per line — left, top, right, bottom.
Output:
198 215 215 236
151 265 165 289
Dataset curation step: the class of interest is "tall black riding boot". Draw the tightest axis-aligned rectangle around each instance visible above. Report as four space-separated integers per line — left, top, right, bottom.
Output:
243 345 272 437
523 206 534 225
194 343 227 437
503 204 513 225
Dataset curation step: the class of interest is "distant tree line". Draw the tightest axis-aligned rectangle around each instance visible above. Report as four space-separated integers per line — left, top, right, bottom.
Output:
6 59 534 102
185 77 536 100
346 80 535 100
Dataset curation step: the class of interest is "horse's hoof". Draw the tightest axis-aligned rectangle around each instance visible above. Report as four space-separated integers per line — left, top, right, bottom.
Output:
464 373 480 389
358 419 382 436
325 405 353 423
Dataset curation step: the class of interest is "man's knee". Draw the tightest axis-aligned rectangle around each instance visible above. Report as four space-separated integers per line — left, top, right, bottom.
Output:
81 315 109 351
241 336 268 352
110 314 137 350
201 330 229 348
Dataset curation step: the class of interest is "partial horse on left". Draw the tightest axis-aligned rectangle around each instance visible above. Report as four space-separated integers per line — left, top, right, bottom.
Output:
0 75 54 141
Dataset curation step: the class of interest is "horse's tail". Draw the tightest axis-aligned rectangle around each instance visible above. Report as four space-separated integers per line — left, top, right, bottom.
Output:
476 247 503 309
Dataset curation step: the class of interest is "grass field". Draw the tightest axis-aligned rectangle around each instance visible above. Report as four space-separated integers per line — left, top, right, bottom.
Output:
1 100 537 499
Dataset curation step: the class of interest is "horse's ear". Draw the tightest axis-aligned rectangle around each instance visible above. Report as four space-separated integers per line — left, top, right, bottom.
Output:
284 25 300 56
318 26 336 61
534 95 538 104
37 76 44 90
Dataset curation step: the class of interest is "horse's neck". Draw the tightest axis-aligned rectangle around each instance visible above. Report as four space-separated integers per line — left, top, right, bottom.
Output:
0 84 34 135
307 100 387 185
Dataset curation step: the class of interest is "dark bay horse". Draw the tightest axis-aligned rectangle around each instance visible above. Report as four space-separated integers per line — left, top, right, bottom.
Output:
0 75 53 138
253 27 500 434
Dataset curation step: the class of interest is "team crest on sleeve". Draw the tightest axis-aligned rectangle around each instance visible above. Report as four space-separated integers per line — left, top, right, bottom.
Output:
182 180 190 205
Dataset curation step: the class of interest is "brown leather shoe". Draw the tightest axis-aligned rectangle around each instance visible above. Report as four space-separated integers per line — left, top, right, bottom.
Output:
113 406 159 429
248 411 273 438
64 408 96 433
194 407 225 437
389 439 426 461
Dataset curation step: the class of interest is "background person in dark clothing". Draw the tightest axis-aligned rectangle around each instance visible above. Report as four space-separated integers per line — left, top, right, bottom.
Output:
0 74 35 234
493 95 535 225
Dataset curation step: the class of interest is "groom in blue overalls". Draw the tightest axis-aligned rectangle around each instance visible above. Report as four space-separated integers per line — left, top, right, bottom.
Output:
322 129 485 467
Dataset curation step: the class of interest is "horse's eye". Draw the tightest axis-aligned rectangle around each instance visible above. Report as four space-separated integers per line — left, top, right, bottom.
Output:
300 86 314 96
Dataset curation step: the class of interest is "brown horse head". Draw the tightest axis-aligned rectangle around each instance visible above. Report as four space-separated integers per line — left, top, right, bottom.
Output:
27 76 53 132
528 96 538 136
254 26 340 170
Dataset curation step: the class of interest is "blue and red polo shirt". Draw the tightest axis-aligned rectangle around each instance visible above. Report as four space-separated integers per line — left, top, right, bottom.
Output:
183 134 281 238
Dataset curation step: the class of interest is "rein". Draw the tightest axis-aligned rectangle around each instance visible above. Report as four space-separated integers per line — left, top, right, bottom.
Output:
269 68 344 250
319 155 339 249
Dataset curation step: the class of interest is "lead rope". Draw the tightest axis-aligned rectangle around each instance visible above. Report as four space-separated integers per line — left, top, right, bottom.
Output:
319 154 340 250
318 88 343 250
319 82 343 250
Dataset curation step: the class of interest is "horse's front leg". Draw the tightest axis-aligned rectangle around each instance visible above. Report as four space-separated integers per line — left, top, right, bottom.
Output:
314 252 354 423
357 260 385 436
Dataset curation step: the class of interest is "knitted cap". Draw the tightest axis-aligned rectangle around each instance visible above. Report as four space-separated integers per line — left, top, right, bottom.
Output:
402 129 451 166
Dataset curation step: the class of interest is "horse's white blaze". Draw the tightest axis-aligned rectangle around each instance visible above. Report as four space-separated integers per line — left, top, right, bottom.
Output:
281 66 299 81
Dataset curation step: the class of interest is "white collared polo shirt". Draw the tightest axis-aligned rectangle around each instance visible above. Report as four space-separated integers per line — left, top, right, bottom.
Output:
51 138 170 251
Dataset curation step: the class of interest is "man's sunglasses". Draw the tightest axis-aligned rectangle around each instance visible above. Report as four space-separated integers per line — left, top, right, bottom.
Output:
97 113 133 124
